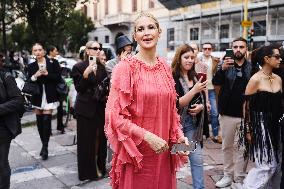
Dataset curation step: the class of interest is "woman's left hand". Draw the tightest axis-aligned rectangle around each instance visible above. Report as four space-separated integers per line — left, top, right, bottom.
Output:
206 102 211 112
41 70 48 76
188 104 204 116
177 136 190 156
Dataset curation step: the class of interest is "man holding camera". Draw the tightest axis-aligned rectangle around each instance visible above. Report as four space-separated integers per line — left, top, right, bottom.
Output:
213 37 253 188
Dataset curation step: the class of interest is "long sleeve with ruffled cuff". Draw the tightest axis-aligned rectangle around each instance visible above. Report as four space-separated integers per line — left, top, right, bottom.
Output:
105 56 187 189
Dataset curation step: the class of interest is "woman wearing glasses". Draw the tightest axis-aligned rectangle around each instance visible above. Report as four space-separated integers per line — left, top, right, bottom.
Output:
172 44 208 189
71 41 108 181
232 44 282 189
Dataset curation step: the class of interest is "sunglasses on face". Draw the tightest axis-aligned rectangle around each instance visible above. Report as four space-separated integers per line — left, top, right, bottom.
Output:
88 47 102 51
203 48 212 51
269 54 281 60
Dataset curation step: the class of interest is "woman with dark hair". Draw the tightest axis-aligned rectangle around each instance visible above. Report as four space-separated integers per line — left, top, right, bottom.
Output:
27 43 61 160
172 44 208 189
71 40 108 181
233 45 282 189
46 45 65 134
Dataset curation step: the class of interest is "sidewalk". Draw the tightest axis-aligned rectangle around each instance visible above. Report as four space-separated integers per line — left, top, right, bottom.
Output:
10 114 239 189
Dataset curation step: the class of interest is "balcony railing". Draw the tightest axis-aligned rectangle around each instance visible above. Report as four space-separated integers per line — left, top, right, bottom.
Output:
101 13 132 26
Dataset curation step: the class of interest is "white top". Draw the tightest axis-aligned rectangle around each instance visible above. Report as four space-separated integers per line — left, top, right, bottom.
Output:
201 56 214 90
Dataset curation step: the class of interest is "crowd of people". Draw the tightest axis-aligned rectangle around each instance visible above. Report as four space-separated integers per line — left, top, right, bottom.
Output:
1 12 284 189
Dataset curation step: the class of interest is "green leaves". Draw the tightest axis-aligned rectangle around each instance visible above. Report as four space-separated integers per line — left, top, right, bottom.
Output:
2 0 94 53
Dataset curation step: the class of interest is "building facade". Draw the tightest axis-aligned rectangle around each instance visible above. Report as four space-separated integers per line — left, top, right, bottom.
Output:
76 0 284 56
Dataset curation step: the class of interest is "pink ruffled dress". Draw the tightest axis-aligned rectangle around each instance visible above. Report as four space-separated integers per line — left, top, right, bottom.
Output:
105 56 187 189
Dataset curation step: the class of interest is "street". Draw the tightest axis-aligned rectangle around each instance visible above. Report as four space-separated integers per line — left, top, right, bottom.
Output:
8 114 247 189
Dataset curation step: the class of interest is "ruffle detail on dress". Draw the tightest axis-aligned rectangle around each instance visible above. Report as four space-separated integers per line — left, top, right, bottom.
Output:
105 59 145 188
171 153 188 172
170 103 188 171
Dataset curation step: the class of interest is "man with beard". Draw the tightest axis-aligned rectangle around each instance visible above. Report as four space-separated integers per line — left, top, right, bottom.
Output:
213 37 254 188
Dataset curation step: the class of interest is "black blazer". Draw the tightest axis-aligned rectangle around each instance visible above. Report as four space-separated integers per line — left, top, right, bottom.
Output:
71 61 107 118
27 57 61 107
0 70 24 138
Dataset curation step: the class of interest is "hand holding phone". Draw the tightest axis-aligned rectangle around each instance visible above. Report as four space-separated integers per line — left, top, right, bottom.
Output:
38 63 46 71
225 49 234 60
170 141 197 154
89 55 97 66
197 72 207 83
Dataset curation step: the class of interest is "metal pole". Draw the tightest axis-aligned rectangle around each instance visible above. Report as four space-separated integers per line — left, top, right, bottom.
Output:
242 0 248 39
199 12 202 46
266 0 269 44
218 0 221 51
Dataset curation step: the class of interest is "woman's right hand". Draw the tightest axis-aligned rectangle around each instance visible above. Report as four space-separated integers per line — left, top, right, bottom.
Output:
34 70 43 78
144 131 169 154
83 66 94 78
192 77 207 94
222 57 234 71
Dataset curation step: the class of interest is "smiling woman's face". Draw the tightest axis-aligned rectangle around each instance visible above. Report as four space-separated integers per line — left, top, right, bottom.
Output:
133 16 160 50
180 51 195 72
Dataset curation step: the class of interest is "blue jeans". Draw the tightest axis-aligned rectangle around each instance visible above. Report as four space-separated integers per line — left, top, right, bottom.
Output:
208 89 219 137
183 117 204 189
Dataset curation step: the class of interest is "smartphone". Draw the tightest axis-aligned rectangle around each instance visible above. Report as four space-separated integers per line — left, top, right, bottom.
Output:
225 49 234 59
225 49 234 65
170 141 197 154
197 72 207 83
38 64 46 71
89 55 97 65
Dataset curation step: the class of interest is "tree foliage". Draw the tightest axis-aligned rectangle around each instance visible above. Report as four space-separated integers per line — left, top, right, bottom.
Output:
14 0 78 49
1 0 95 53
64 11 95 52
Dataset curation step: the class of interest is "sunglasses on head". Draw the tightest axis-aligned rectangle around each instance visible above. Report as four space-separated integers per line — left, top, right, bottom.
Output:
89 47 102 51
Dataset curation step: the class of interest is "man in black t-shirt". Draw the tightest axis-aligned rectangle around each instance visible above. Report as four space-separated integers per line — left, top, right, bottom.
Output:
213 37 254 188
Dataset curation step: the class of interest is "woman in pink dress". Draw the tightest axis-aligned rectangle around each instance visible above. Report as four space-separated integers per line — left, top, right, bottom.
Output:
104 13 204 189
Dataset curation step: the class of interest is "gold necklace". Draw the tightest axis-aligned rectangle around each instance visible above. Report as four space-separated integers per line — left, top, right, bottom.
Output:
262 70 274 92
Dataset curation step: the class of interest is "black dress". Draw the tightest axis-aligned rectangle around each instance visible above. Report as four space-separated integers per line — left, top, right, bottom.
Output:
71 61 108 181
240 91 282 163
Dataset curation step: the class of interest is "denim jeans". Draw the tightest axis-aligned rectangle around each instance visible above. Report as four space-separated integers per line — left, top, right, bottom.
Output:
0 141 11 189
208 89 219 137
183 116 204 189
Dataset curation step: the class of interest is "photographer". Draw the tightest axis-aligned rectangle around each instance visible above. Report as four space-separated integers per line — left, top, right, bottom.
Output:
71 41 108 181
213 37 254 188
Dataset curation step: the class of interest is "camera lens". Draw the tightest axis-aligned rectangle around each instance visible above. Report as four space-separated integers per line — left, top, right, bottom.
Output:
89 57 93 60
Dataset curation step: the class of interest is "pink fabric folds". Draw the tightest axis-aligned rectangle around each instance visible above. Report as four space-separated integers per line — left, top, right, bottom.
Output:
105 56 187 189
